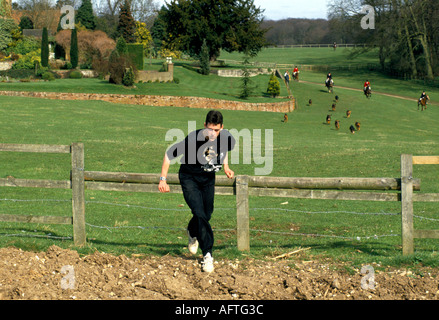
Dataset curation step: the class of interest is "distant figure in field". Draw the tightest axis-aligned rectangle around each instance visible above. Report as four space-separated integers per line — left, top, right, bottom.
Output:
418 91 429 111
292 66 299 81
284 71 290 86
350 125 356 134
283 113 288 123
364 80 372 98
325 72 334 93
327 72 332 81
326 114 331 124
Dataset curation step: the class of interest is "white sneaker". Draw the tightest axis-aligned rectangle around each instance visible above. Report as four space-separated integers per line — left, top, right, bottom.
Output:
202 253 214 273
187 229 199 255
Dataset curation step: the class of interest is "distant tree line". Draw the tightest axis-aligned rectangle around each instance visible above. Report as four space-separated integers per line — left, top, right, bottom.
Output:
262 19 336 45
328 0 439 80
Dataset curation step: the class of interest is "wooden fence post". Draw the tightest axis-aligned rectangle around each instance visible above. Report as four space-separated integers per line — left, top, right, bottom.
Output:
401 154 414 255
236 175 250 251
71 143 86 246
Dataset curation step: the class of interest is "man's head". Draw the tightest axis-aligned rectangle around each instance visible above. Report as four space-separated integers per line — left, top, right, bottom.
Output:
204 110 224 141
205 110 223 126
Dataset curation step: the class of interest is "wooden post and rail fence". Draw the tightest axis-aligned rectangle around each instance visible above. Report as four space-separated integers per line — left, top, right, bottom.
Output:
1 143 438 255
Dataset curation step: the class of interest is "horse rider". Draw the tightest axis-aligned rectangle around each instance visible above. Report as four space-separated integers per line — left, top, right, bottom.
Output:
326 72 333 85
293 66 299 79
420 90 429 104
364 80 371 93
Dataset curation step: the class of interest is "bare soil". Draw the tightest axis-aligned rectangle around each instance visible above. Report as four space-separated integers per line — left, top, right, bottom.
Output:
0 245 438 300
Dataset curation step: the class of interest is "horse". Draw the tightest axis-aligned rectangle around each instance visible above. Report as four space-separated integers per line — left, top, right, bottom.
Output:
293 72 299 81
418 96 429 111
325 79 334 93
364 86 372 99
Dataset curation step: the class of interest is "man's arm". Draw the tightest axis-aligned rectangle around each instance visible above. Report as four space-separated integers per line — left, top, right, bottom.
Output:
158 153 171 193
223 152 234 179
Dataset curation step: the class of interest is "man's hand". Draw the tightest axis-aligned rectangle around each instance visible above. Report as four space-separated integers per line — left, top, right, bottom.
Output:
224 166 234 179
158 180 170 193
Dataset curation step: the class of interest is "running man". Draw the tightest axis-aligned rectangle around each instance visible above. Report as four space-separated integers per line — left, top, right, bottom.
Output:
159 110 235 273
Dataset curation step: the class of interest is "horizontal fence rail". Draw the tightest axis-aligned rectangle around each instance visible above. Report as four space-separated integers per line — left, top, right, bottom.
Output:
266 44 367 49
0 177 71 189
84 170 424 252
218 59 375 73
0 143 71 154
0 143 86 246
1 143 438 255
84 171 420 191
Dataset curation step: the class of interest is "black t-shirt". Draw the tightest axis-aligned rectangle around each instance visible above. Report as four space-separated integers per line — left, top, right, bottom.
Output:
167 129 235 175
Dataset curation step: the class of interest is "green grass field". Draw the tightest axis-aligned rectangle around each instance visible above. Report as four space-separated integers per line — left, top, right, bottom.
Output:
1 47 439 268
220 46 379 67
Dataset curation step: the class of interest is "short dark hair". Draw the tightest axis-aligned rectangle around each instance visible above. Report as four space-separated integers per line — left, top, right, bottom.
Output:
205 110 223 125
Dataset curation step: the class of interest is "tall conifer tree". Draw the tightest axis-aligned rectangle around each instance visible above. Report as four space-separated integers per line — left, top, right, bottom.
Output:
70 28 78 68
77 0 96 30
41 27 49 68
117 0 136 43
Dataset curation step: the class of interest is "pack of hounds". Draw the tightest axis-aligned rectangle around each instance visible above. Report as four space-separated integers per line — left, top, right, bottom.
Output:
323 95 360 134
283 95 361 134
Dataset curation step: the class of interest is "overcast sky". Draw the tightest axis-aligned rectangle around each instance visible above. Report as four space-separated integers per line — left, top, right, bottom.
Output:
254 0 328 20
155 0 329 20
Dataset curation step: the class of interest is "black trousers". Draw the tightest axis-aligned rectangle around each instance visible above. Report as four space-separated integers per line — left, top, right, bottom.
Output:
179 171 215 256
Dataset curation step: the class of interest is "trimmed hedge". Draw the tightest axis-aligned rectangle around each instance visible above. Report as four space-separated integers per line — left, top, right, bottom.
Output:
0 69 35 79
127 44 144 70
69 70 83 79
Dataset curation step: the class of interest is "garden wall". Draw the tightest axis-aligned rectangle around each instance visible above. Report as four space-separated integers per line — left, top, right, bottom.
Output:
136 70 173 83
136 63 174 83
0 90 295 113
216 68 272 77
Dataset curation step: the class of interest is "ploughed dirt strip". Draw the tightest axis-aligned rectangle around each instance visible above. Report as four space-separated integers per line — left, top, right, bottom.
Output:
0 245 438 300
